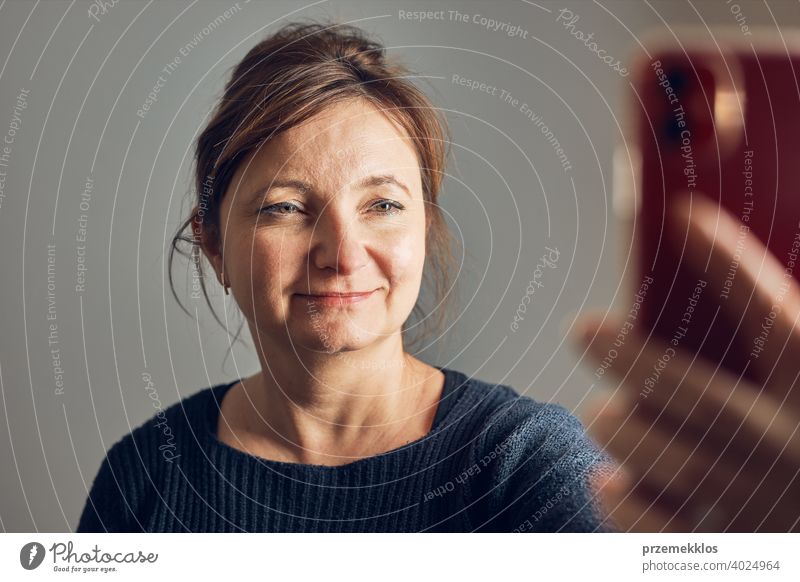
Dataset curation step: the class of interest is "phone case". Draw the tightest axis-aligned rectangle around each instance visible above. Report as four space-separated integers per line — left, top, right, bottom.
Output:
627 30 800 382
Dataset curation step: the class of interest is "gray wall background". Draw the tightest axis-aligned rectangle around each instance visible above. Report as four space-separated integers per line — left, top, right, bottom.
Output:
0 0 795 532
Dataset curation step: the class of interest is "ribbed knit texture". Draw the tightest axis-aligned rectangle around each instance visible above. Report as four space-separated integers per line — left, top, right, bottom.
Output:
77 367 615 532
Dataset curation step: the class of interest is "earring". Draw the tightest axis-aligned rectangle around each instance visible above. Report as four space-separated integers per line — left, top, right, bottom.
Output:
220 272 230 296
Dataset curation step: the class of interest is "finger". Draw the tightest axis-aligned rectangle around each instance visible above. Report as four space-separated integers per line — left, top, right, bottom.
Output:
587 391 800 530
594 456 783 532
671 192 800 398
594 467 688 532
578 317 800 467
587 393 741 505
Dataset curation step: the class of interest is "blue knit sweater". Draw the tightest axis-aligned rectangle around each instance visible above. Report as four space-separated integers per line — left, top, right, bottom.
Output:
77 367 614 532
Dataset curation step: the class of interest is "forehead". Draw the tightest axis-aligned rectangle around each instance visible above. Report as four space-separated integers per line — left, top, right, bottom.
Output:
238 100 421 191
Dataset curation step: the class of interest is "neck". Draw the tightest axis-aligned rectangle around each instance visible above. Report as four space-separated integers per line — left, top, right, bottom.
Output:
236 327 440 463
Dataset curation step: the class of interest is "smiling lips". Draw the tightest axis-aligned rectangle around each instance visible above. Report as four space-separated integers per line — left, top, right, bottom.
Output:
296 289 377 306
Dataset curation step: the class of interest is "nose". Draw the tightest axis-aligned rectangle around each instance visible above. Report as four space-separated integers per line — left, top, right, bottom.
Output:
310 205 369 275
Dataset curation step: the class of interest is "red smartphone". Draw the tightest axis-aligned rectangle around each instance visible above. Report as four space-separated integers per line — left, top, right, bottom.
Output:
624 30 800 383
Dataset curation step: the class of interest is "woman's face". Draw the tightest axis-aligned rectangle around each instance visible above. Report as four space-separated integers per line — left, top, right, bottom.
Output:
209 100 427 353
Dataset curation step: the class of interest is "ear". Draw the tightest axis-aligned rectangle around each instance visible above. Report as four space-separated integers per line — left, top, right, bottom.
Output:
191 206 224 282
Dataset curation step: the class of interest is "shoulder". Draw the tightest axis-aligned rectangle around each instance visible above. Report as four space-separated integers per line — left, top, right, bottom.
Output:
107 380 223 467
443 369 573 439
457 373 606 470
448 372 612 532
76 380 231 532
441 369 603 468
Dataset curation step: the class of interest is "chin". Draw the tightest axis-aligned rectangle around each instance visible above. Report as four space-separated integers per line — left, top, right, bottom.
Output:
289 319 381 354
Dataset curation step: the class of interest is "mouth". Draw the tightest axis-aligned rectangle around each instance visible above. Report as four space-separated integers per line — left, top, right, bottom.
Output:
295 289 378 306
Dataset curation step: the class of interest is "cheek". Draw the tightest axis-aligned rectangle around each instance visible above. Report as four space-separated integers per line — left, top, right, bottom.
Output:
252 235 302 287
384 230 426 288
229 233 300 302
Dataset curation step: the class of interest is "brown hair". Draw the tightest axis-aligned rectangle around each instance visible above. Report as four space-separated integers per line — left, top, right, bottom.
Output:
169 21 458 355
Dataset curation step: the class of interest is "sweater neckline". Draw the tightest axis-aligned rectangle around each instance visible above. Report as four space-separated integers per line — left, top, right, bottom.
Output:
201 365 465 471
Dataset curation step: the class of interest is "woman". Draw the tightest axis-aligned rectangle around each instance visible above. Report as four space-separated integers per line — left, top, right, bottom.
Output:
77 21 800 534
76 22 613 532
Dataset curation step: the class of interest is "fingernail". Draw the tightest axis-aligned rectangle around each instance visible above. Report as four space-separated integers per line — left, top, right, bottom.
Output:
569 314 603 349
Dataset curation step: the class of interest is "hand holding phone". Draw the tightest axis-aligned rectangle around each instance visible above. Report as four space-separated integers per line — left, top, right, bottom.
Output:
570 31 800 532
577 192 800 532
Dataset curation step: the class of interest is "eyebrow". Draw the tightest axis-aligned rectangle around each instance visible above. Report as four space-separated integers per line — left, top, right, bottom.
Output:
246 173 411 202
355 174 411 198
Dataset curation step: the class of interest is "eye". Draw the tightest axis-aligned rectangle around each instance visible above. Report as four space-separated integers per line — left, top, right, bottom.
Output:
371 199 405 215
260 201 301 216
